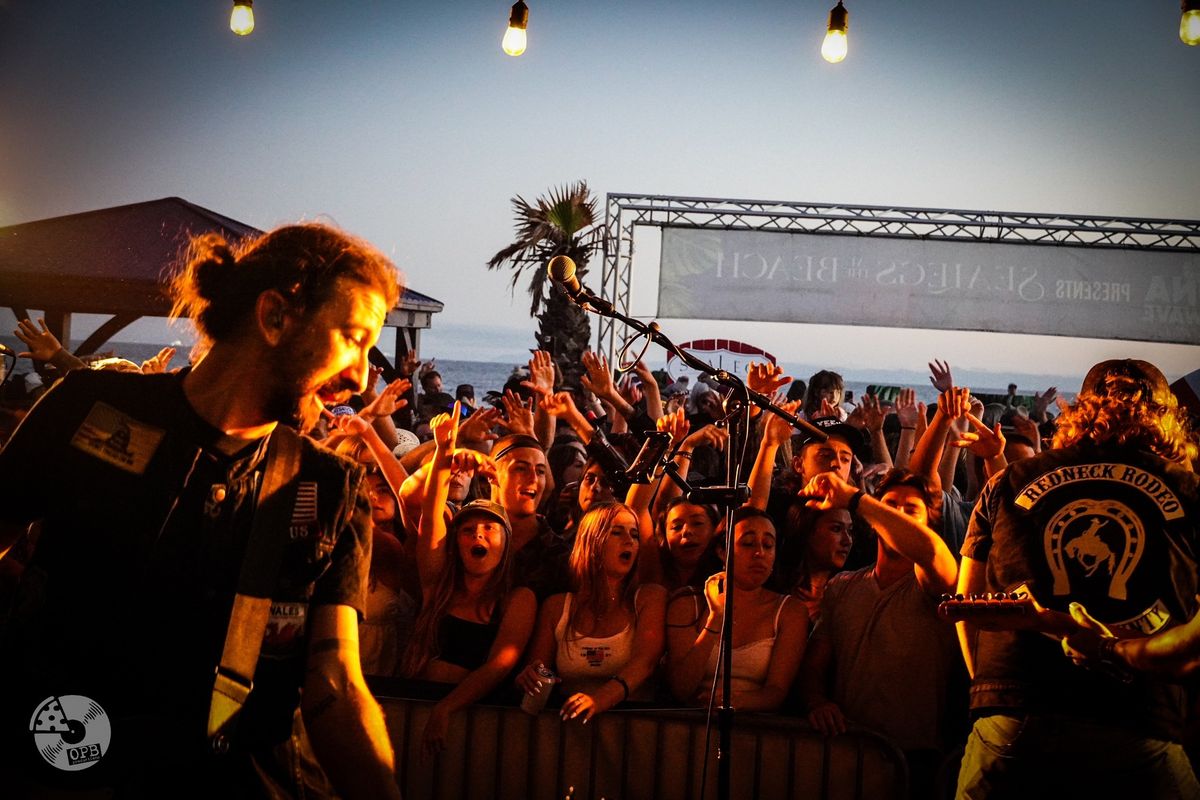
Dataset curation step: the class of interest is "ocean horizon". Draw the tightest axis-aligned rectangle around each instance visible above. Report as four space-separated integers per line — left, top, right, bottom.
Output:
1 337 1082 405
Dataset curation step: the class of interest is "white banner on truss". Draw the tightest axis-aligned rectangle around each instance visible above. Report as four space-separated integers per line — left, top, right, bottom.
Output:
657 227 1200 345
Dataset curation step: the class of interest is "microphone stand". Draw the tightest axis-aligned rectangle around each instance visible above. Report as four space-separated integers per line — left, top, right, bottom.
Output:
559 281 827 800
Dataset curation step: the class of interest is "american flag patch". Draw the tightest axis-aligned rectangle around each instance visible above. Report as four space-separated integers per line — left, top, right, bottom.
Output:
292 482 318 524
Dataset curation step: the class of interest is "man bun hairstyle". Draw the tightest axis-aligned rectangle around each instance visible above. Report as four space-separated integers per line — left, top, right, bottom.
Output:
170 222 401 347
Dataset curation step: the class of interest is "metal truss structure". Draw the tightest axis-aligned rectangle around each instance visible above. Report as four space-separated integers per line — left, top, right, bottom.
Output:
596 192 1200 359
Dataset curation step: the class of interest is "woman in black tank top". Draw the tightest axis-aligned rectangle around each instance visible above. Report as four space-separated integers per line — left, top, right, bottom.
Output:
400 408 537 759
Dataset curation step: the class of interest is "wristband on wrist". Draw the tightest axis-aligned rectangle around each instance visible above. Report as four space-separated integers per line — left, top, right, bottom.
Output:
704 626 720 635
608 674 630 701
676 451 693 460
847 489 866 515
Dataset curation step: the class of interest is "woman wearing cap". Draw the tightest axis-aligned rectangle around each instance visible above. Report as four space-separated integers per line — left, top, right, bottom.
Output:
515 501 667 722
402 405 537 759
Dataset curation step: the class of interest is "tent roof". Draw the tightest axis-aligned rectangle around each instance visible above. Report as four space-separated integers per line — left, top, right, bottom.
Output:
0 196 443 316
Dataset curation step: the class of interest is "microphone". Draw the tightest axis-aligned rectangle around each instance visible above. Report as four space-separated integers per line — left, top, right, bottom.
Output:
0 343 16 357
547 255 582 300
546 255 614 314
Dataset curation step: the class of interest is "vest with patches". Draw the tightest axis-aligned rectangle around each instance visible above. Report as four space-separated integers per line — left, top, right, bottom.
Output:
0 369 372 787
961 441 1200 739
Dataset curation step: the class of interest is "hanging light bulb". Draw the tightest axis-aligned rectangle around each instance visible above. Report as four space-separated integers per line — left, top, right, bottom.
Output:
503 1 529 56
821 1 848 64
230 0 255 36
1182 0 1200 46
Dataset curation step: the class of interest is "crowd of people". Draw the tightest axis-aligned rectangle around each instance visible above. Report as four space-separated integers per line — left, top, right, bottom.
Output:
1 221 1198 800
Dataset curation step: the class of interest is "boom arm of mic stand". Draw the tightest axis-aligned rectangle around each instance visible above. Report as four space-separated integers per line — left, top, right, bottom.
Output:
570 295 828 443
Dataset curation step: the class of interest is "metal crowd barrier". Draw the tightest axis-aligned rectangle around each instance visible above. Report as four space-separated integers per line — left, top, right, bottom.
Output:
371 683 909 800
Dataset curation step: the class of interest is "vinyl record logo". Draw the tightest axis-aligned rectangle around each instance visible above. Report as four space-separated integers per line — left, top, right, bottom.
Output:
29 695 111 771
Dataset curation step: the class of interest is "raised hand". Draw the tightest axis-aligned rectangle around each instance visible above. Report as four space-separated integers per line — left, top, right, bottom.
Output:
14 318 64 362
894 388 920 429
820 398 842 419
1033 386 1058 422
617 374 643 407
632 360 656 389
399 349 421 376
498 390 535 436
657 407 690 443
430 404 461 452
141 346 175 374
360 364 385 405
580 350 617 400
458 406 502 446
859 394 887 433
952 413 1006 459
937 386 971 421
540 390 580 419
928 359 953 394
684 423 730 453
522 350 556 398
361 377 411 419
762 400 801 448
946 389 976 436
747 361 791 396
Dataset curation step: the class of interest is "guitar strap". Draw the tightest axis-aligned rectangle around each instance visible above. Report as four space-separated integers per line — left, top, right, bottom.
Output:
207 425 303 753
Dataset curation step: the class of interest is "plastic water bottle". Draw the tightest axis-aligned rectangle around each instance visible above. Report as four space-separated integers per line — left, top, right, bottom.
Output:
520 663 556 715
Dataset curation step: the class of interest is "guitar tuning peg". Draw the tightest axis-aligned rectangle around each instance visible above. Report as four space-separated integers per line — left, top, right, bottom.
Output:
954 593 965 602
940 593 952 602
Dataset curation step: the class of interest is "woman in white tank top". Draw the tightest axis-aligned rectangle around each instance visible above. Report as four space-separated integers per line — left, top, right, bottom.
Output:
666 507 809 712
517 502 667 721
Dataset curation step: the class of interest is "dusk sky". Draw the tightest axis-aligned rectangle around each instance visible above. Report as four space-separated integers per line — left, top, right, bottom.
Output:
1 0 1197 385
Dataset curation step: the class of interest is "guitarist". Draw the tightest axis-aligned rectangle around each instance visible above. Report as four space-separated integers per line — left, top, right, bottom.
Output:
954 359 1200 800
0 224 404 798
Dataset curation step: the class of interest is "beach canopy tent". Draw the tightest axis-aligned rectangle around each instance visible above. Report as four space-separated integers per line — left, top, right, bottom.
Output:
0 197 442 372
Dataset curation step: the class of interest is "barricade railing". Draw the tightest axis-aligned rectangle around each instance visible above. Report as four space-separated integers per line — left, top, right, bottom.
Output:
370 680 909 800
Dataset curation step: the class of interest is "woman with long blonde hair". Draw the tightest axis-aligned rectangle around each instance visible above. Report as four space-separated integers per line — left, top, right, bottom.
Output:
516 501 667 722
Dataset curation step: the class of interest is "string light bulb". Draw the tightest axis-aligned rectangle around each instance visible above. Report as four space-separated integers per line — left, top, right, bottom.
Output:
230 0 255 36
503 1 529 56
821 1 848 64
1182 0 1200 46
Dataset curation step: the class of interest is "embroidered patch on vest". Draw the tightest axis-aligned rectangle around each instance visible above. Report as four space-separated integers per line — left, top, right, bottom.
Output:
289 481 318 540
262 602 308 659
69 402 164 475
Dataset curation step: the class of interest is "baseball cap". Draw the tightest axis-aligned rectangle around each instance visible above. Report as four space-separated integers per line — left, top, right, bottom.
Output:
799 416 868 461
451 499 511 535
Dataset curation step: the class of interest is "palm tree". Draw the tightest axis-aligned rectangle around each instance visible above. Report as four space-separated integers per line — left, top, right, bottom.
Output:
487 181 603 389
